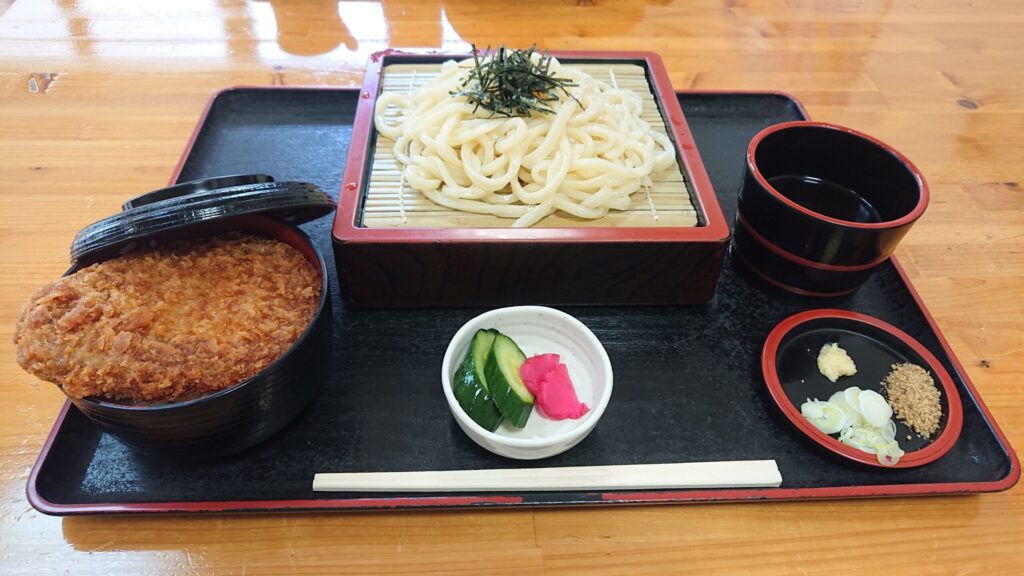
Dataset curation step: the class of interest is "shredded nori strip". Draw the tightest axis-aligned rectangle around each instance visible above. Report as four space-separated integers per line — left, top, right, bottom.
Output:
451 44 582 117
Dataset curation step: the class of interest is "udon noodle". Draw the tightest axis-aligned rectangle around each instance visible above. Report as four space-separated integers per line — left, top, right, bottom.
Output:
374 56 677 227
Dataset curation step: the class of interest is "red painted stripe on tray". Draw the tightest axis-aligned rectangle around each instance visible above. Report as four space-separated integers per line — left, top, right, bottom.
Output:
888 256 1020 483
24 401 72 515
598 479 1017 503
167 88 220 186
28 492 524 516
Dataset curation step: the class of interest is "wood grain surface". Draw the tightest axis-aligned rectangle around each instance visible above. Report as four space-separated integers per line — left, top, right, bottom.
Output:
1 0 1021 574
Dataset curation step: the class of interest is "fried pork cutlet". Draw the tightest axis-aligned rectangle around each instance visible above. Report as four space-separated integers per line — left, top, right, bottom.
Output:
14 233 320 403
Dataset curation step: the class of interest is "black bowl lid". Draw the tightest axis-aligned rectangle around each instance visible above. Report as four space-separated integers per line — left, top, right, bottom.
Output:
70 174 336 263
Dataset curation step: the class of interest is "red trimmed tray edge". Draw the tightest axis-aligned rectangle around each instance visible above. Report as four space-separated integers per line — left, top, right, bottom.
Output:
761 309 964 469
24 87 1020 516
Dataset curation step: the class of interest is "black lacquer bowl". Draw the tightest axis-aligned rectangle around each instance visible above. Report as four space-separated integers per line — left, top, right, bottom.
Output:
736 121 928 296
65 214 332 459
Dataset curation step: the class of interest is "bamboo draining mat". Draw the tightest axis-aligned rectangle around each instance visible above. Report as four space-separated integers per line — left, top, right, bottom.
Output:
362 62 699 228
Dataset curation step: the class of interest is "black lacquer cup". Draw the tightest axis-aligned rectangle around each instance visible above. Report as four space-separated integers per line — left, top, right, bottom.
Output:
735 121 928 296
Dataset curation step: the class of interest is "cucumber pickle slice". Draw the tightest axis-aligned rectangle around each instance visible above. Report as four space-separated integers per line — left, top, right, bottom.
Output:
452 330 503 431
484 333 534 428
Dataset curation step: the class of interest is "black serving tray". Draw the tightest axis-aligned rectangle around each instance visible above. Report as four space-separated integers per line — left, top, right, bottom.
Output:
27 89 1019 514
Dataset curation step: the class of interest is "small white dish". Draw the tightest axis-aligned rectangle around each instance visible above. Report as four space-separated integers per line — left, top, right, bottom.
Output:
441 306 613 460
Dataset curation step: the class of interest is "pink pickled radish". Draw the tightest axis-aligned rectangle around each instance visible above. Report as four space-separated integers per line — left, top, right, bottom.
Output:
520 355 590 420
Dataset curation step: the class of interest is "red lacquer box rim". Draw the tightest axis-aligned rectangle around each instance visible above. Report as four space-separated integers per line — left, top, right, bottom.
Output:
331 49 730 244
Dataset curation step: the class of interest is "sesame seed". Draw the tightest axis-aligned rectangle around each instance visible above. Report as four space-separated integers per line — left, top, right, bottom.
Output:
882 363 942 439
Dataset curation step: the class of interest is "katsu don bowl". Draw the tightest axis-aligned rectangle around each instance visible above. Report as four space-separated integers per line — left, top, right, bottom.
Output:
13 176 335 458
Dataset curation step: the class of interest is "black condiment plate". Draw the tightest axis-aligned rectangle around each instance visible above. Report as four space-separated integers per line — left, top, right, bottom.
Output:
763 309 963 468
27 89 1019 514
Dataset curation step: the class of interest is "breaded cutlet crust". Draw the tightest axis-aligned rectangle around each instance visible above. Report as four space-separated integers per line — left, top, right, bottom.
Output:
14 233 320 403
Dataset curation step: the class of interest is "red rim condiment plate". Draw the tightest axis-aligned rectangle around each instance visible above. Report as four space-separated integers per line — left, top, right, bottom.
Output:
761 309 963 468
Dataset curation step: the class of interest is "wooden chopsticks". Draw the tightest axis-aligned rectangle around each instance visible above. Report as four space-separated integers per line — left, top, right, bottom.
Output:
313 460 781 492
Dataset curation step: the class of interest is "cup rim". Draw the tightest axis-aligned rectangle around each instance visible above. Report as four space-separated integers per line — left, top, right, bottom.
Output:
746 121 929 230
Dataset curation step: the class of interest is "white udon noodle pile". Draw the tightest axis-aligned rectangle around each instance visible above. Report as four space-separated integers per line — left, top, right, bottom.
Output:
374 57 677 227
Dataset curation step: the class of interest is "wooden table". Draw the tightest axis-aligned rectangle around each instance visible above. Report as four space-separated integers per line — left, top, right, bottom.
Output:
1 0 1021 573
